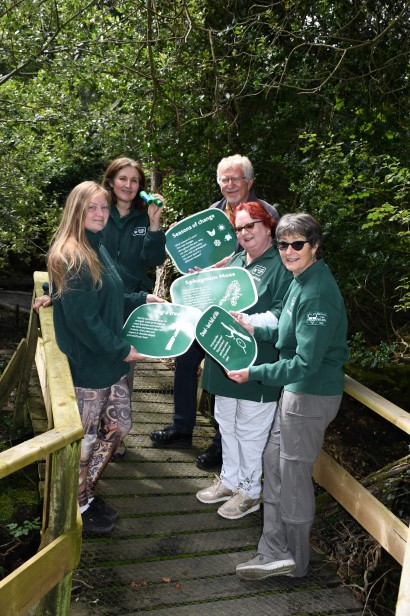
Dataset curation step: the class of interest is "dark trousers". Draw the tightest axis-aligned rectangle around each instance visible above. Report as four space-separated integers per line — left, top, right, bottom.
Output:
173 340 221 447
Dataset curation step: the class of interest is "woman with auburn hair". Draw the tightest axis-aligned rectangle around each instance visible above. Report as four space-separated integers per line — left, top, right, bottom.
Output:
46 181 148 534
196 202 292 520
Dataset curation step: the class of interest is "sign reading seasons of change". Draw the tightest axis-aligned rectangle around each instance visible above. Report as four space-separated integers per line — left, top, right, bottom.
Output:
195 305 257 371
123 303 202 358
170 267 257 314
165 209 237 274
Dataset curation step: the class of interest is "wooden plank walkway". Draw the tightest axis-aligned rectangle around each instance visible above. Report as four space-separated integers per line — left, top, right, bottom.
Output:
70 359 364 615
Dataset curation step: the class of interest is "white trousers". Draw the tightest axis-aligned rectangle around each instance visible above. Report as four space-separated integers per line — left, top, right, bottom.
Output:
215 396 277 500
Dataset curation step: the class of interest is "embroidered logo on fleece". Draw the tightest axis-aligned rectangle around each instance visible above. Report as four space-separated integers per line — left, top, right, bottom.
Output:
307 312 327 326
251 265 266 278
286 296 296 316
133 227 147 236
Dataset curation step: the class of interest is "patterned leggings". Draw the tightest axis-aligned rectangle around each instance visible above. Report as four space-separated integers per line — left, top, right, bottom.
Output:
75 376 131 507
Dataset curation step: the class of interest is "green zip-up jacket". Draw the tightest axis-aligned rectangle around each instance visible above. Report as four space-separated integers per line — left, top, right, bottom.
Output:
53 231 146 389
101 205 166 294
249 259 348 395
201 245 293 402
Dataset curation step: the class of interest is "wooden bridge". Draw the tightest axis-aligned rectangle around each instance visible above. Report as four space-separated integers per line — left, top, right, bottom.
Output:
70 357 363 615
0 272 409 615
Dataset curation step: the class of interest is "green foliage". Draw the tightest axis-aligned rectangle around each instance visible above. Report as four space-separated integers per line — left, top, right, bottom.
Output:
348 333 398 370
5 517 41 538
287 135 409 337
0 0 408 347
0 465 40 525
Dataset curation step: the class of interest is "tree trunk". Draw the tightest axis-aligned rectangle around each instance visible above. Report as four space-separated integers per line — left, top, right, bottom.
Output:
154 257 175 300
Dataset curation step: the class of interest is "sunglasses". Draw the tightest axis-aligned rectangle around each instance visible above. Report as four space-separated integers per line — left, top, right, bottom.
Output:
234 220 262 234
276 240 310 251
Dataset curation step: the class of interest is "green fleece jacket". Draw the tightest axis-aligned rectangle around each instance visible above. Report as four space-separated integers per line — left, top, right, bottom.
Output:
101 205 166 294
201 245 293 402
249 259 348 395
52 231 146 389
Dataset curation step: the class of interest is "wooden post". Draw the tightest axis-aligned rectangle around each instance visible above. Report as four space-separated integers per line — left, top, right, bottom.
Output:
32 272 83 616
13 290 39 432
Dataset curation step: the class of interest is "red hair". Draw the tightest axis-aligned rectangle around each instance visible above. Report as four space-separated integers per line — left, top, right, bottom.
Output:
231 202 276 232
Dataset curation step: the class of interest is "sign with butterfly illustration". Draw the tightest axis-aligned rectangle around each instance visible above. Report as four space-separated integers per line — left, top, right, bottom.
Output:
195 305 257 371
123 303 202 358
170 267 257 313
165 209 237 274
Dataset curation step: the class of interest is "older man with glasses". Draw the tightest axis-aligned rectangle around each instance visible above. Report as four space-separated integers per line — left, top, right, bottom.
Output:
150 154 279 470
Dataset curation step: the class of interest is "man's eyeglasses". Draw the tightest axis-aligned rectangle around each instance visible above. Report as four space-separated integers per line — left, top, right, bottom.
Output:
276 240 310 251
219 175 246 185
234 221 262 234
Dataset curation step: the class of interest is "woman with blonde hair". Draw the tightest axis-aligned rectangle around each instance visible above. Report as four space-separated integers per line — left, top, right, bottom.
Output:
47 181 147 533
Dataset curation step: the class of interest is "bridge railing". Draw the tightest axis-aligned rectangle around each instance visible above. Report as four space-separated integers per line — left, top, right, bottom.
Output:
313 375 410 615
0 271 83 616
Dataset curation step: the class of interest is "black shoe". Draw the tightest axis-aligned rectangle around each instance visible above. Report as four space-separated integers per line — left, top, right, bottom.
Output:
196 443 223 470
111 441 127 462
90 496 119 521
81 506 114 533
150 425 192 448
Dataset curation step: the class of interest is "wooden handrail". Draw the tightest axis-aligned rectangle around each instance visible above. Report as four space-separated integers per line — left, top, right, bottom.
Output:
0 427 83 479
342 373 410 615
344 374 410 435
0 271 83 616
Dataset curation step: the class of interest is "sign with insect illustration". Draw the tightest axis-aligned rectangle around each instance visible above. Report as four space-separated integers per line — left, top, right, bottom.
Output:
123 303 202 358
195 305 257 371
170 267 257 314
165 209 237 274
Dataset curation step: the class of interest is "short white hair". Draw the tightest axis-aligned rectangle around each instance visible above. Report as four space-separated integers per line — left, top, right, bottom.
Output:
217 154 254 182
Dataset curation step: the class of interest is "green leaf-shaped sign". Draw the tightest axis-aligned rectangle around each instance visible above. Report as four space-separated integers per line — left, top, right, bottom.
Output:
196 305 257 371
123 303 202 358
170 267 257 313
165 209 237 273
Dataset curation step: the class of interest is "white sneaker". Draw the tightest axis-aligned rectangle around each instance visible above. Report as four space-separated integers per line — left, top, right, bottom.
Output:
196 478 233 504
236 553 296 579
217 492 260 520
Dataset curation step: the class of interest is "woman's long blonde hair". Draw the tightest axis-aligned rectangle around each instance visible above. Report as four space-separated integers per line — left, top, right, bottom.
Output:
47 181 111 298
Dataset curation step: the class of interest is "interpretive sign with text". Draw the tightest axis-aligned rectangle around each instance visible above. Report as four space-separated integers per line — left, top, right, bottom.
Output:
170 267 257 313
123 303 202 358
195 305 257 371
165 209 237 273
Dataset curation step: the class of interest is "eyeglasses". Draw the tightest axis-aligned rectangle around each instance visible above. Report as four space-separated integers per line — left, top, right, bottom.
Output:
219 175 246 185
234 221 262 234
276 240 310 251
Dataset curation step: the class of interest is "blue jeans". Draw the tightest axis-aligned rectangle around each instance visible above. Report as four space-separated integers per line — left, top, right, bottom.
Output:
173 341 221 448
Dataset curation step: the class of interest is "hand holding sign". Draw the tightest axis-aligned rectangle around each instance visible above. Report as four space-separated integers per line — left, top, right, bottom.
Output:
195 305 257 371
166 209 237 273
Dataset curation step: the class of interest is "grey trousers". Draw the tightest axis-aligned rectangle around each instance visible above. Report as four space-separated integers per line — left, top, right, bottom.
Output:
258 390 342 577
